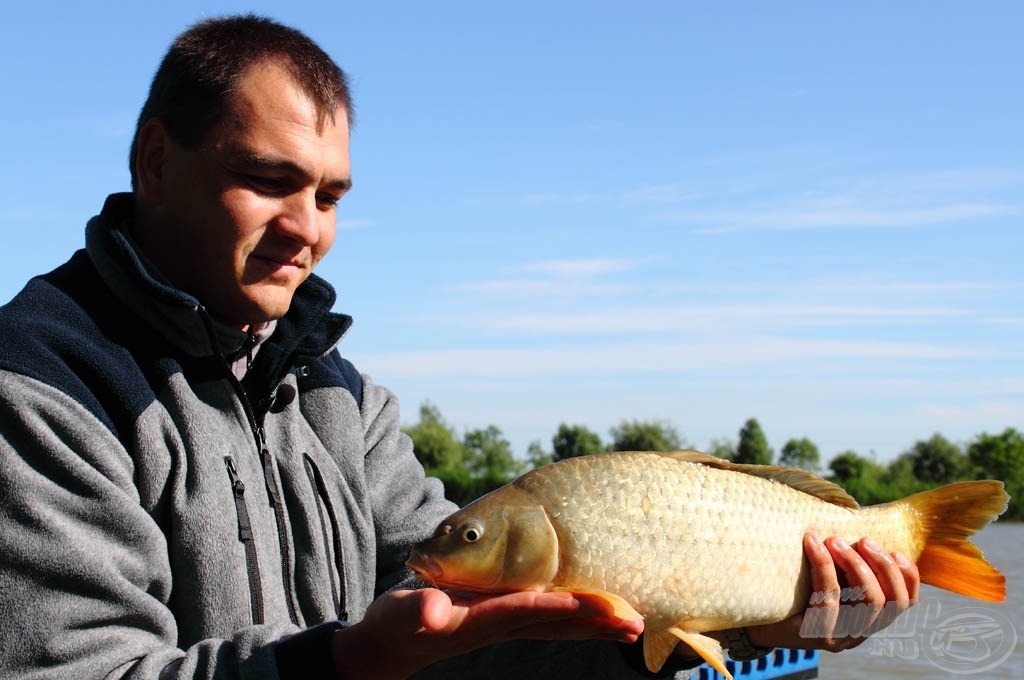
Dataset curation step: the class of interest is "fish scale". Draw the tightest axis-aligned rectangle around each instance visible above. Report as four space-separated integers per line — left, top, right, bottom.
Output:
537 453 812 628
408 450 1007 678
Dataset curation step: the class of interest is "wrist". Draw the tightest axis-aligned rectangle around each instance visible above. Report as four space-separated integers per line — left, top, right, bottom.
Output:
332 622 399 680
724 627 773 662
745 624 773 649
333 619 446 680
277 621 346 679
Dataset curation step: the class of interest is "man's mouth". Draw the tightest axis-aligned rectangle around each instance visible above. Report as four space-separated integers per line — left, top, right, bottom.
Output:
252 254 306 271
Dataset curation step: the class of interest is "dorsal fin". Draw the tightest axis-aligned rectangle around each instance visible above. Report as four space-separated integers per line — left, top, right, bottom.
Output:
653 449 860 509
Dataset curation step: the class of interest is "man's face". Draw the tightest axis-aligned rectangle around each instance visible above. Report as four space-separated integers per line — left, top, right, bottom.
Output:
142 60 351 329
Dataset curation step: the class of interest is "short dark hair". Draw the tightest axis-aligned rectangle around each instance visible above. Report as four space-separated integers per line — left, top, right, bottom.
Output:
129 14 353 189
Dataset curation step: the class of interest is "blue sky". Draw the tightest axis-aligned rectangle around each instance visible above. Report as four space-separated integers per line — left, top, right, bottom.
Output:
2 2 1021 465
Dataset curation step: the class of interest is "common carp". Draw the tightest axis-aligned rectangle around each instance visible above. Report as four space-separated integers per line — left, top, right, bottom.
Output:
406 450 1008 677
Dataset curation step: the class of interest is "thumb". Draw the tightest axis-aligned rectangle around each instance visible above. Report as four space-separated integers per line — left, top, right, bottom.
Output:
417 588 455 632
378 588 455 633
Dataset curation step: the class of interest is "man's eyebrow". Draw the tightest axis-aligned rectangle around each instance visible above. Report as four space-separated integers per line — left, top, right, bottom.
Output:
224 148 352 192
327 176 353 193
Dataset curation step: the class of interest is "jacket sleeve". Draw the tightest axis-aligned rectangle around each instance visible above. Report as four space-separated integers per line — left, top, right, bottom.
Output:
0 371 310 680
355 372 456 593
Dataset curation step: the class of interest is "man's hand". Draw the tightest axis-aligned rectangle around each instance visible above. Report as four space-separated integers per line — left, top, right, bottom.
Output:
746 532 921 653
331 588 644 679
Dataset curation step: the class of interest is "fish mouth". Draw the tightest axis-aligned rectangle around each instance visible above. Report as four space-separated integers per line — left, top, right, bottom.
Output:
406 550 443 585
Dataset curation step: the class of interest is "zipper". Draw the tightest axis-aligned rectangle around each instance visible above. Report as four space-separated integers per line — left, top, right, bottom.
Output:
243 329 258 372
224 455 264 624
257 426 300 626
196 309 300 626
303 453 348 620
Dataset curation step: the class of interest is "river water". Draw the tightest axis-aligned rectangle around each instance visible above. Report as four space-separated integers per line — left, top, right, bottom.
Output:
817 521 1022 679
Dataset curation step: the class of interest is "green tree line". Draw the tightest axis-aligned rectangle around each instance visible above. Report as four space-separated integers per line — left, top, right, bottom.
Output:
403 404 1022 519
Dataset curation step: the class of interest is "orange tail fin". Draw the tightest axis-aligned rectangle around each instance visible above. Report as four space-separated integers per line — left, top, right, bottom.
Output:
902 480 1008 602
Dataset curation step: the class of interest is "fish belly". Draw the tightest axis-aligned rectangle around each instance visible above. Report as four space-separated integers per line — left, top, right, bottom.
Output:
517 452 910 631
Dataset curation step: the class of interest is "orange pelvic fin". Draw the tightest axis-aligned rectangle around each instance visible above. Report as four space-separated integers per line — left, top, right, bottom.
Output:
903 480 1008 602
644 627 729 679
551 585 643 621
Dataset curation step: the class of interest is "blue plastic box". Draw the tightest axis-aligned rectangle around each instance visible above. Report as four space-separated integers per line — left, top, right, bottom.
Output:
696 648 819 679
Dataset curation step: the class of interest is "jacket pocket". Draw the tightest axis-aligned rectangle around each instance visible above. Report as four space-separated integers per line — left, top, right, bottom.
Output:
224 455 265 624
302 453 347 619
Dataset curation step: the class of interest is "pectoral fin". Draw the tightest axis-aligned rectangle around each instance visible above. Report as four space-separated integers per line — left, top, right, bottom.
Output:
550 586 643 621
643 626 731 679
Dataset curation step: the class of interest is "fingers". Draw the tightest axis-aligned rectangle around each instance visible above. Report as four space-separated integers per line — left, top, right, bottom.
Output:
802 532 841 642
825 535 888 643
507 617 643 643
519 592 644 642
894 551 921 603
859 538 919 636
450 589 584 623
350 588 644 677
879 550 920 633
804 532 840 598
827 535 885 614
856 537 908 608
518 592 644 642
441 590 643 644
459 590 642 634
784 532 920 654
828 535 924 644
722 533 922 657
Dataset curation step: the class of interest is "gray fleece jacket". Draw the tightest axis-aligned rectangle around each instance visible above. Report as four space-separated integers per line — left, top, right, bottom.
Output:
0 194 688 679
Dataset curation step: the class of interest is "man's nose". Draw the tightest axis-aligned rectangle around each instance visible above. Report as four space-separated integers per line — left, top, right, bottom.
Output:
275 191 321 246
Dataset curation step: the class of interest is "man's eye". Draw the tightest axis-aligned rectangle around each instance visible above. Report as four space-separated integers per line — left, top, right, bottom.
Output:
316 192 341 209
245 175 288 195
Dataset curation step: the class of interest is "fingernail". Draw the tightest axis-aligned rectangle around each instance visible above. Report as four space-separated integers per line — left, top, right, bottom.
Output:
834 537 851 550
806 531 823 548
862 537 879 551
894 552 913 567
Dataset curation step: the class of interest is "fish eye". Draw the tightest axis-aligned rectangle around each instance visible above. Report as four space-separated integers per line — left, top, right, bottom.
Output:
462 522 484 543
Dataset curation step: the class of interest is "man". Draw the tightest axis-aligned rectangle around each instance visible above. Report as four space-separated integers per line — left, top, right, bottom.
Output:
0 15 918 679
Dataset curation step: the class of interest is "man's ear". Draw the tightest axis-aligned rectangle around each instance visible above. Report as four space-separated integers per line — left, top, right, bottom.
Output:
134 119 173 204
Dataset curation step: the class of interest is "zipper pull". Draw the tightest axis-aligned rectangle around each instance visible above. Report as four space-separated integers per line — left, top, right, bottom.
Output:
224 456 253 540
260 448 281 509
245 329 258 370
225 455 245 494
256 426 283 509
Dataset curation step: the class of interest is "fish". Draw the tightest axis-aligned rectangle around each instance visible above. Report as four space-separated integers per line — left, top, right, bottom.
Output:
406 450 1008 677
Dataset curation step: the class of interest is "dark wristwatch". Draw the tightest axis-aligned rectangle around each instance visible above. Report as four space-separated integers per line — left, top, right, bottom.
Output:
724 627 773 662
